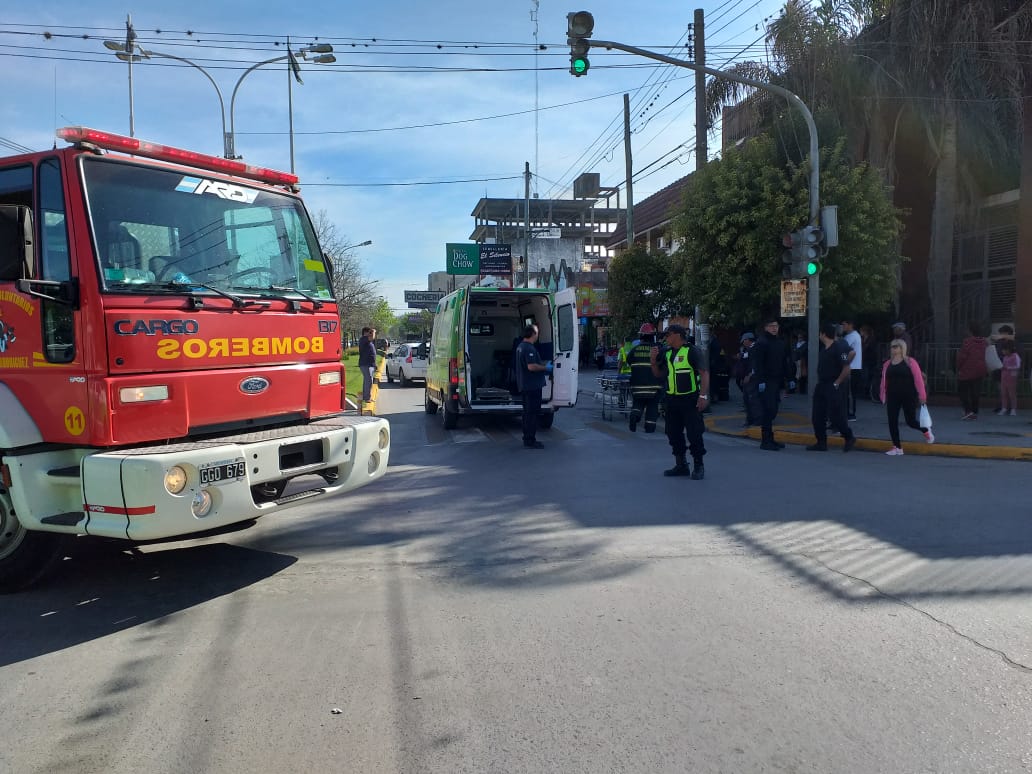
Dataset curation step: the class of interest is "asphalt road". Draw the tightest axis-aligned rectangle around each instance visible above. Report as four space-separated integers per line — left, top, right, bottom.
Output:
2 383 1031 774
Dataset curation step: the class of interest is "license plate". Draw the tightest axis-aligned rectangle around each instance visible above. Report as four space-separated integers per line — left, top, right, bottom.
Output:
198 458 246 485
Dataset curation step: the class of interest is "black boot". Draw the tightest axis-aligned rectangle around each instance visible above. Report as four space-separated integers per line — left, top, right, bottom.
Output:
663 455 691 477
690 459 705 480
629 410 640 432
760 430 781 451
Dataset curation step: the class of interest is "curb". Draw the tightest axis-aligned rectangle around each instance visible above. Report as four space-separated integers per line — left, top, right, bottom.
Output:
349 358 387 416
703 412 1032 461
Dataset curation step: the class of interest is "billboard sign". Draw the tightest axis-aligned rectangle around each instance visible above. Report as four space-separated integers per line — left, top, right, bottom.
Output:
780 280 808 317
479 244 512 274
446 243 480 275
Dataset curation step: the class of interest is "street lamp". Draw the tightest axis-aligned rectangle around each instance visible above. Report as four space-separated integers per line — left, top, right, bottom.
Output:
103 38 334 166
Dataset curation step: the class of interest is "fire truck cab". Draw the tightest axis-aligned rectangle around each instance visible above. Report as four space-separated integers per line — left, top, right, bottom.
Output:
0 128 390 589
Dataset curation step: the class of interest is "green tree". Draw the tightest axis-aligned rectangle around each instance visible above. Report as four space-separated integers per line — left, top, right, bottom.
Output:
369 298 396 340
311 210 379 343
606 247 686 335
669 135 902 325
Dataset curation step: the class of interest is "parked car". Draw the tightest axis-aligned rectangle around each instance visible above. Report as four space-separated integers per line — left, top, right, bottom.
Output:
385 342 429 386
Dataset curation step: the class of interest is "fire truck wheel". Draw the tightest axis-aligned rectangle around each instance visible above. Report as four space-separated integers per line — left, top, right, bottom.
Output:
0 497 63 592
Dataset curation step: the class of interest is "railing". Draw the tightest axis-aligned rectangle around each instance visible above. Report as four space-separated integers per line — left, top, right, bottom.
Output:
915 344 1031 397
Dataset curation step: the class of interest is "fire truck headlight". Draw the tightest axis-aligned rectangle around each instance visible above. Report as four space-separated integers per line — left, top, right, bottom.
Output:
191 489 213 517
367 451 380 475
164 466 188 495
378 427 389 450
120 385 170 403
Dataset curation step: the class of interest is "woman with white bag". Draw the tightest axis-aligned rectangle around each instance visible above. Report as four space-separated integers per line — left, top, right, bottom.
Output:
879 338 935 456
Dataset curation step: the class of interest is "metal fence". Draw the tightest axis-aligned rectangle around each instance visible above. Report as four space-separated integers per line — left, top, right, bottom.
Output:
915 344 1032 397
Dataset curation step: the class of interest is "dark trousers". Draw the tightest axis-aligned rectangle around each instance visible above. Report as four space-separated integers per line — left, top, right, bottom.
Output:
811 383 854 446
664 396 706 461
630 390 661 432
521 390 542 443
958 377 983 416
741 381 762 425
848 370 864 417
885 391 926 447
759 382 781 435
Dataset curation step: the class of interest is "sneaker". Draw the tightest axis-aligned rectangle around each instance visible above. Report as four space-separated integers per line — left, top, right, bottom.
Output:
885 447 904 456
924 429 935 444
1009 410 1018 416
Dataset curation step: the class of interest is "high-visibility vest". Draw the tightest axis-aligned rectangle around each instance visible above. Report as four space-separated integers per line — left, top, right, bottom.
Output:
618 341 636 375
628 343 663 392
665 346 699 396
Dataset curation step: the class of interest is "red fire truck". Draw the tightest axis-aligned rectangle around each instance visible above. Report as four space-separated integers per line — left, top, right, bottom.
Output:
0 127 390 589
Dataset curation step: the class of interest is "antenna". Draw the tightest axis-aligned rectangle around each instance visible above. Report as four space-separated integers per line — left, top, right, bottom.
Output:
53 66 58 149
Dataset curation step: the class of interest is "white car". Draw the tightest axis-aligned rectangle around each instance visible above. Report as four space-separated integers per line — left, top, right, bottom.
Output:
385 342 429 386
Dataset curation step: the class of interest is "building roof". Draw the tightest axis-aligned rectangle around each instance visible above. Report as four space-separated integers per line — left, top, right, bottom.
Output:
607 173 693 248
469 197 624 242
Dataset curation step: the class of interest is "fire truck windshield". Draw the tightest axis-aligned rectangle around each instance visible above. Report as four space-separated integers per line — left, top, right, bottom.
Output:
80 156 332 300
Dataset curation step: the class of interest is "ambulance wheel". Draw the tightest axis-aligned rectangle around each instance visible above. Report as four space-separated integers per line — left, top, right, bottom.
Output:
0 495 63 592
537 413 554 430
425 391 439 415
442 401 458 429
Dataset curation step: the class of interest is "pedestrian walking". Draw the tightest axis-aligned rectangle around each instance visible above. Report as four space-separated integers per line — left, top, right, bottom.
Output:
841 318 862 420
956 321 989 420
806 323 857 452
751 316 790 451
998 339 1021 416
651 324 709 479
357 326 377 414
626 323 665 433
879 339 934 455
515 323 550 449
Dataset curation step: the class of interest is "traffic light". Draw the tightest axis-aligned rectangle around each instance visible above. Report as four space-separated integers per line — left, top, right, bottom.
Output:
802 225 824 276
780 232 796 279
567 11 594 76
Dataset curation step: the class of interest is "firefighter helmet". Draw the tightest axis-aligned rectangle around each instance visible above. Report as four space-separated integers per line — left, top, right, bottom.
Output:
638 323 656 336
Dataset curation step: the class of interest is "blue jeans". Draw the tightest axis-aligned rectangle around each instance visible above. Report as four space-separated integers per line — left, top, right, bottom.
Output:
360 365 375 401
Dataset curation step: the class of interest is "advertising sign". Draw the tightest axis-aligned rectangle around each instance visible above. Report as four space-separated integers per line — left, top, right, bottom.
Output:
780 279 808 317
479 244 512 274
446 243 480 275
405 290 444 309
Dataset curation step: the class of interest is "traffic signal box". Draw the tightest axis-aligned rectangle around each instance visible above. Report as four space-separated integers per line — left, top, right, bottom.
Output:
567 11 594 76
782 225 826 279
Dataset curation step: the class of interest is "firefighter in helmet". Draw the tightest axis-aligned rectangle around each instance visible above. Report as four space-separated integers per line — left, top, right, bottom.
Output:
626 323 665 433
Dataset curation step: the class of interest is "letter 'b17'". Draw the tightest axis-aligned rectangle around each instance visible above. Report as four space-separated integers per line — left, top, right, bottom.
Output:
567 11 594 76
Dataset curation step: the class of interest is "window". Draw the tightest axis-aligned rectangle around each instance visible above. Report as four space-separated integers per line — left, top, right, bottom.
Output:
39 159 75 363
0 165 32 281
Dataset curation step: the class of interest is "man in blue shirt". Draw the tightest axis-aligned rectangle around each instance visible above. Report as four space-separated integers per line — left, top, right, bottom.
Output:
357 326 377 413
516 323 550 449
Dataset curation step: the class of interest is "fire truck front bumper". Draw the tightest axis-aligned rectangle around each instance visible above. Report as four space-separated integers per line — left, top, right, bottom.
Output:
80 415 390 541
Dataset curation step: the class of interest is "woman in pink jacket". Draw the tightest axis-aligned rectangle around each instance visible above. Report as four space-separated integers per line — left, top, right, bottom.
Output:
880 339 934 455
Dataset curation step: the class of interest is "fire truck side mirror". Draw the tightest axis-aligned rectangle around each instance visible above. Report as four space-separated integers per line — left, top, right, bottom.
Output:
0 204 34 281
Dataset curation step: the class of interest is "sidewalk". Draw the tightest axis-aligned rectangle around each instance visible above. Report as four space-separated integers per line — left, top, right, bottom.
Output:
577 369 1032 461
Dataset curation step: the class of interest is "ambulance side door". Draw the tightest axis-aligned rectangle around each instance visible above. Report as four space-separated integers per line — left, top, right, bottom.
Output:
550 287 578 407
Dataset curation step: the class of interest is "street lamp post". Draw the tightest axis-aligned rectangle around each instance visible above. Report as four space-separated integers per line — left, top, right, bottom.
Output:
103 39 334 163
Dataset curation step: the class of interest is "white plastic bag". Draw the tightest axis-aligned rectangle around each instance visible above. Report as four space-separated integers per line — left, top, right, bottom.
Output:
919 404 933 428
985 343 1003 371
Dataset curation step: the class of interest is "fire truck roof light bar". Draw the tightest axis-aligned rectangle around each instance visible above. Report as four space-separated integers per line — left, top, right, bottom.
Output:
56 127 299 187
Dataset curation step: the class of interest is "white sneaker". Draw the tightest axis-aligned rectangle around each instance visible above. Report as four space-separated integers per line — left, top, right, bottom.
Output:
1009 410 1018 416
885 447 904 456
924 429 935 444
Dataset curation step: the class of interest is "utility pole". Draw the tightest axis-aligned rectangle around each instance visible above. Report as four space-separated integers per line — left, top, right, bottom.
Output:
693 8 708 348
623 93 634 245
524 161 532 287
125 14 136 137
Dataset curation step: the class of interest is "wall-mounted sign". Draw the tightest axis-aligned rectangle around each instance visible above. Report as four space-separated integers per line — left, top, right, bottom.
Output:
780 279 808 317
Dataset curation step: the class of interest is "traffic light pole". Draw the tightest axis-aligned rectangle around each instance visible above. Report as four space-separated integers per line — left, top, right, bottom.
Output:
586 38 821 394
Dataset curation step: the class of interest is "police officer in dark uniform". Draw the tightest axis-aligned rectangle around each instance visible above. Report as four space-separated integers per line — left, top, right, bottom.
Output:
807 322 857 452
751 315 789 451
626 322 664 433
651 324 710 479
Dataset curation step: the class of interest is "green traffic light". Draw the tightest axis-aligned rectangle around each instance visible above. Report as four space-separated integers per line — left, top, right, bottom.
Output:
806 261 820 275
572 57 588 75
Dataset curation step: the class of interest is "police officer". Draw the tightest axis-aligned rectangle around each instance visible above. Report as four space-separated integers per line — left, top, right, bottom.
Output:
807 322 857 452
651 324 710 479
626 322 664 433
751 316 789 451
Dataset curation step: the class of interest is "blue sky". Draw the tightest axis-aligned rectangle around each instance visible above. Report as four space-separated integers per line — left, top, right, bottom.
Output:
2 0 785 313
